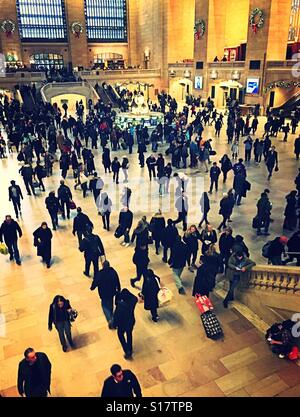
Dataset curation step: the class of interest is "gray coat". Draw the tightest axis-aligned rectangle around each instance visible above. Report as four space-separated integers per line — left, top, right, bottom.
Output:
225 254 256 282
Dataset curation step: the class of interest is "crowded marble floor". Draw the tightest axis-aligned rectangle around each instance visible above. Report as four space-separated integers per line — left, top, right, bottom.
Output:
0 114 300 397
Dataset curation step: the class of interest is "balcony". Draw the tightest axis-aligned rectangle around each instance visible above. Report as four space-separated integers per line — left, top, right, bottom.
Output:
76 68 161 82
266 60 297 69
208 61 245 68
40 81 99 104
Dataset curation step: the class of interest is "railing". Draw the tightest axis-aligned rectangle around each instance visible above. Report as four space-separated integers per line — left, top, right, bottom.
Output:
40 81 99 103
168 62 194 68
78 68 161 77
266 60 297 69
208 61 245 68
1 71 46 80
239 265 300 294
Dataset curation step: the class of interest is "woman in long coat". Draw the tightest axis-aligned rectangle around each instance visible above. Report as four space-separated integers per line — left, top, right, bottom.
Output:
141 269 160 322
150 210 166 255
33 222 53 268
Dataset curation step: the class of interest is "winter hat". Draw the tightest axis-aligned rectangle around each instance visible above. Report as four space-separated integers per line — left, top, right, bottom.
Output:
279 236 288 244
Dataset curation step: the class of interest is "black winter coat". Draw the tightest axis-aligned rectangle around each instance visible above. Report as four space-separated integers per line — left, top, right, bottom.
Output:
161 225 179 248
0 219 22 243
90 266 121 300
150 216 166 240
17 352 51 397
142 274 160 310
33 227 52 259
169 240 188 268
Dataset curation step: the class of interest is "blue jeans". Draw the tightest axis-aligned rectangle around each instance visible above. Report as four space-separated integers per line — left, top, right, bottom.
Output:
224 275 240 303
101 298 114 323
6 240 20 263
172 267 184 289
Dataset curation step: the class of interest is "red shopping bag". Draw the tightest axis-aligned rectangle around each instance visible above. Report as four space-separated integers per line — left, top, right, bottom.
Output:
195 294 214 314
288 346 299 361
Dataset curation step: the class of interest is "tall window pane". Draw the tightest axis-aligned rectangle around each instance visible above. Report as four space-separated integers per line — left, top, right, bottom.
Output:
16 0 67 41
84 0 127 42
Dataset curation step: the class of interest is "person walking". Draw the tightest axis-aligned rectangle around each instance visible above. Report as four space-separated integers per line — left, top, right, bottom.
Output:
200 224 217 254
283 191 297 231
90 260 121 327
19 163 36 196
102 147 111 173
223 251 256 308
219 154 232 183
169 235 188 295
183 225 201 271
0 215 22 265
192 255 217 298
243 136 253 162
79 229 105 277
48 295 74 352
57 180 72 220
17 348 51 397
8 180 23 219
149 210 166 255
33 222 53 268
98 192 112 231
265 145 279 180
209 162 221 193
33 162 46 192
45 191 60 231
231 140 239 160
131 217 150 248
294 135 300 160
141 269 160 322
72 207 93 246
217 193 233 232
131 244 150 287
199 191 210 227
101 364 142 397
219 227 235 268
256 191 272 236
121 156 130 183
59 152 70 180
146 154 156 181
161 219 178 263
112 157 121 185
89 172 104 203
233 172 246 206
173 192 188 231
198 146 209 172
117 206 133 247
112 289 138 359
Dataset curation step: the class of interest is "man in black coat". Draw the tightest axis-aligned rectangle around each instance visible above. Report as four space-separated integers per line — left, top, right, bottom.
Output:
256 192 272 235
294 135 300 160
112 289 138 359
161 219 178 263
19 163 36 196
17 348 51 397
118 206 133 246
101 364 142 397
173 192 188 231
79 230 105 277
45 191 60 230
209 162 221 193
90 260 121 326
169 235 188 295
146 154 157 180
72 207 93 245
89 172 104 203
0 215 22 264
233 172 246 206
219 227 235 267
265 146 278 180
57 179 72 220
8 180 23 219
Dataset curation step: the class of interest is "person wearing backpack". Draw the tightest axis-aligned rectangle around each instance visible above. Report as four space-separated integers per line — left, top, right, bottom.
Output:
265 236 288 265
79 229 105 277
45 192 60 231
48 295 74 352
57 180 72 220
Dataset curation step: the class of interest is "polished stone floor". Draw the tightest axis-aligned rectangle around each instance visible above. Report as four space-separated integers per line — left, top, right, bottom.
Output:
0 114 300 397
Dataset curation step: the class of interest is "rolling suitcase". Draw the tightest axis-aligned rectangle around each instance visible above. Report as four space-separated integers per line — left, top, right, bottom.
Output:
195 294 223 340
200 310 223 340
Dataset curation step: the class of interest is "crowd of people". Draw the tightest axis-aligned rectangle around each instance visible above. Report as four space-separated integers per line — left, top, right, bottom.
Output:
1 81 300 397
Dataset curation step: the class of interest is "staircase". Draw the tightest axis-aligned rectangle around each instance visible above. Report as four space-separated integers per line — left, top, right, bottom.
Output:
218 265 300 326
19 85 36 113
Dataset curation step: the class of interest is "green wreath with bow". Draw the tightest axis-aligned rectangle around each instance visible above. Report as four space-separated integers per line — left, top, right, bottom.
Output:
194 19 205 40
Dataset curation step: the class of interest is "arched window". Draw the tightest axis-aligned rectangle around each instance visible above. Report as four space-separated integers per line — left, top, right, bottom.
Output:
16 0 67 41
84 0 127 42
289 0 300 42
29 53 64 70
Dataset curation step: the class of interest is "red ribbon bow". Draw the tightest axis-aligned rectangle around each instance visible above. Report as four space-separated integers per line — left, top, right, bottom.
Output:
252 24 258 34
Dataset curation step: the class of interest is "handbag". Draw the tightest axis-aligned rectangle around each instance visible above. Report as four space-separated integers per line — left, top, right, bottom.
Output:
157 287 173 307
68 309 78 322
275 165 279 172
0 242 9 255
288 346 299 361
32 181 40 188
209 150 216 156
195 294 214 314
68 200 76 210
252 216 262 229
